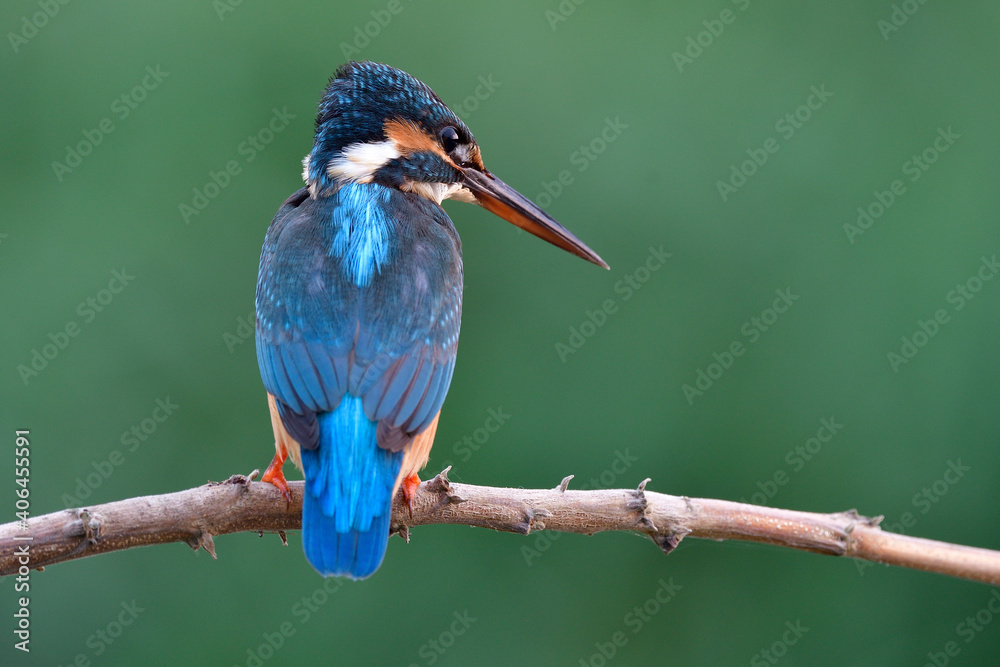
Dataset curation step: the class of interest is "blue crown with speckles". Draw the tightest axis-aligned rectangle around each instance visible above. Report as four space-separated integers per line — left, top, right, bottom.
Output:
305 61 472 192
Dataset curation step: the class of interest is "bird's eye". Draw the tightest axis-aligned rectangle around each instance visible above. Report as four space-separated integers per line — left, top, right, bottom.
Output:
439 126 460 153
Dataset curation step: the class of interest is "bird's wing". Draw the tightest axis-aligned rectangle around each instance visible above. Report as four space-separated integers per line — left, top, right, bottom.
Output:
256 186 462 452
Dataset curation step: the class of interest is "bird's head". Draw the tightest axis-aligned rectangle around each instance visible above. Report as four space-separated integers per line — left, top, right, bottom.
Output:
303 61 607 269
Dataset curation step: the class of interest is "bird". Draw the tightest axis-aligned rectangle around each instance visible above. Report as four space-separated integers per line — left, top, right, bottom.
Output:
254 61 607 579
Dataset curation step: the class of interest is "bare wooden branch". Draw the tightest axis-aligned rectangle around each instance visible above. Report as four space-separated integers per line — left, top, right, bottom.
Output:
2 469 998 585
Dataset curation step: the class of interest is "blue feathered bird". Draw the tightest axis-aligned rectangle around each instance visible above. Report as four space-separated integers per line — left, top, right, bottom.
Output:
255 61 606 579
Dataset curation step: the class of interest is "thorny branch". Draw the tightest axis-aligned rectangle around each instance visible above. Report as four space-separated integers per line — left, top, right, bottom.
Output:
1 468 999 585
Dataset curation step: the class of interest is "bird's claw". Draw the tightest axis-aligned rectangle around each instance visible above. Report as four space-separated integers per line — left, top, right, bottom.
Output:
401 473 421 519
261 451 291 509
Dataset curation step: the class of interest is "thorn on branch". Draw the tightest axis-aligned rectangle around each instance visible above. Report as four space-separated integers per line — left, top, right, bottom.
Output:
513 507 537 535
223 468 260 487
426 467 453 493
254 530 287 547
187 530 217 559
219 470 258 488
519 507 553 533
626 478 652 513
556 475 574 493
836 508 879 525
425 467 466 509
79 509 103 544
28 509 103 571
836 509 883 537
654 529 691 556
629 479 662 532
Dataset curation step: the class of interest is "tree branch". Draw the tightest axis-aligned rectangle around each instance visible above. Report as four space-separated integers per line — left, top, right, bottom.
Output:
2 469 998 585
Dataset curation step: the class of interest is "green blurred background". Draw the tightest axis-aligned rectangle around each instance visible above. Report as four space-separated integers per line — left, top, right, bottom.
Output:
3 1 999 665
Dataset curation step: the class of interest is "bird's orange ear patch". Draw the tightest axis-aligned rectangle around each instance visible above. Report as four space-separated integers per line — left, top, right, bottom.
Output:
384 119 447 159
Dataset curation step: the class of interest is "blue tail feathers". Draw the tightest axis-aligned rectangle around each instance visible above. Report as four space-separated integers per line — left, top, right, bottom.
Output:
300 395 403 579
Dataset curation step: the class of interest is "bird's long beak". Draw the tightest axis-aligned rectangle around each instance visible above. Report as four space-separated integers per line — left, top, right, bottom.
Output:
461 168 608 269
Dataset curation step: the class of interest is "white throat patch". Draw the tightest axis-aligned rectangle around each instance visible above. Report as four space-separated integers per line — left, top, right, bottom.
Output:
304 137 475 205
323 140 400 184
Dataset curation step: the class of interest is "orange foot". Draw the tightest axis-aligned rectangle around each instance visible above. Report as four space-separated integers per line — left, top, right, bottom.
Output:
261 449 291 508
401 473 421 519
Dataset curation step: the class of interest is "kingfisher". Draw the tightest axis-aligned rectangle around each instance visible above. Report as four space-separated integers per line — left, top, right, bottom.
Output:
255 61 607 579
